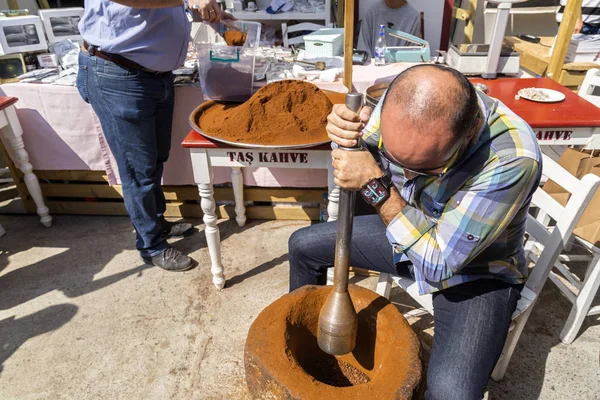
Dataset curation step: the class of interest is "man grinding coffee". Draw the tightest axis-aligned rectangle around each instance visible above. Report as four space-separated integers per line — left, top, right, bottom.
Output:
77 0 233 271
288 64 542 399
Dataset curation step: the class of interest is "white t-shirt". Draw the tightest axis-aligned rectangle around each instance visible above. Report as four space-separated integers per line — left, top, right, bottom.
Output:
556 0 600 26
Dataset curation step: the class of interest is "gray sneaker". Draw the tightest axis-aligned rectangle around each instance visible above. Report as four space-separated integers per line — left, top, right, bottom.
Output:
143 247 195 271
162 220 194 238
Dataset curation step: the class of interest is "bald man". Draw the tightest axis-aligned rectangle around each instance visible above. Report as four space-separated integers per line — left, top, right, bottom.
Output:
288 64 542 399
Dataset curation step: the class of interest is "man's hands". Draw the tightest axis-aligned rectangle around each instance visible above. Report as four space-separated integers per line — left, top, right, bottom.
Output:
326 104 373 148
332 148 384 190
188 0 235 22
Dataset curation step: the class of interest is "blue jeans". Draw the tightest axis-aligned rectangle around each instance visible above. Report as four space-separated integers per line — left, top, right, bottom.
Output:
581 23 600 35
289 215 521 399
76 51 174 257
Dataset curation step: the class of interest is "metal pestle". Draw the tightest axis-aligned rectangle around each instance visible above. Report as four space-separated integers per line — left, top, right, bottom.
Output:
317 92 363 356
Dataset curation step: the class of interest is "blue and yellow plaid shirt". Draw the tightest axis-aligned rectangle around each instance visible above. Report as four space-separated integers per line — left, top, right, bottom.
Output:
363 89 542 295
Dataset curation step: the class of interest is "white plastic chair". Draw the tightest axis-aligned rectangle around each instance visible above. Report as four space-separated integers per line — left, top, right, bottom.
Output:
281 22 329 48
578 68 600 108
375 154 600 381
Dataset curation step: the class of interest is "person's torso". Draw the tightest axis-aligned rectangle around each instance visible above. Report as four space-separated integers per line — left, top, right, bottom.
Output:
367 1 420 49
79 0 192 72
365 90 542 289
557 0 600 25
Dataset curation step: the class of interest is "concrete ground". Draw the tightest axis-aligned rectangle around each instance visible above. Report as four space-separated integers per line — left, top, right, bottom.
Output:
0 214 599 400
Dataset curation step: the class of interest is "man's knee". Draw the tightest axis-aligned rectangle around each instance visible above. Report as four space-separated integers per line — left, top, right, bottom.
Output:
288 226 314 262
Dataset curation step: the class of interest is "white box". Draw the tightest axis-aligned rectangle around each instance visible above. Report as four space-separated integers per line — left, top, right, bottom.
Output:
0 16 48 55
38 7 84 44
37 52 59 68
304 28 343 57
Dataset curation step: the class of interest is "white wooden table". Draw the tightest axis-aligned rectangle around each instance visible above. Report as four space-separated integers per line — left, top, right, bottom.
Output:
182 130 339 289
0 97 52 235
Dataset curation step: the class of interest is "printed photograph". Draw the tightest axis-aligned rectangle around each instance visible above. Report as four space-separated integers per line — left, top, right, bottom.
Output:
3 24 41 48
49 16 81 37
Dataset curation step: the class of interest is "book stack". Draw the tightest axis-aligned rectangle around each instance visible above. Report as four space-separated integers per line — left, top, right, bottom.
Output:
553 34 600 63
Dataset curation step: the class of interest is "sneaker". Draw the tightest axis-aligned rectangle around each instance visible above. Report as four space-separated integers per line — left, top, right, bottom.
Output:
143 247 195 272
163 220 194 238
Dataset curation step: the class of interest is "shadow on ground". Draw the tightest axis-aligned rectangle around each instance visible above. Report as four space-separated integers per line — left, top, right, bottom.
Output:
0 214 261 374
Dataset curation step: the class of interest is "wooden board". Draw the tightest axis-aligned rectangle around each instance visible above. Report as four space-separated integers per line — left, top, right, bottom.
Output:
505 36 600 87
33 200 319 221
39 182 326 204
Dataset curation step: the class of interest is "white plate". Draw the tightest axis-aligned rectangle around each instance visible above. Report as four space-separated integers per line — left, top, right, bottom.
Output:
518 88 566 103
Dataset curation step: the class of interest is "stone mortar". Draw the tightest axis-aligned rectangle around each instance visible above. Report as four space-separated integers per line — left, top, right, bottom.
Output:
245 285 423 399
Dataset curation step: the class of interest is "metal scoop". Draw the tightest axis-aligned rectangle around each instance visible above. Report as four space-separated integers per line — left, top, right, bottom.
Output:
295 60 327 71
317 92 363 356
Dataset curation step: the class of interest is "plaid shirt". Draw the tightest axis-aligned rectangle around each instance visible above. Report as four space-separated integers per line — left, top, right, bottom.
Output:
363 89 542 295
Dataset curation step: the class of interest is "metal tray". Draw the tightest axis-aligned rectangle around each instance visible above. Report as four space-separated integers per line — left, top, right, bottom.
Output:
188 100 333 150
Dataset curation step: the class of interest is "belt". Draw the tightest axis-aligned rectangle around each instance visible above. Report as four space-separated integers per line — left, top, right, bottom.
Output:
82 41 169 75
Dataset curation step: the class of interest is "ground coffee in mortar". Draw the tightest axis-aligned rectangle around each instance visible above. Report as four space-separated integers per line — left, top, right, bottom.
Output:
198 80 333 146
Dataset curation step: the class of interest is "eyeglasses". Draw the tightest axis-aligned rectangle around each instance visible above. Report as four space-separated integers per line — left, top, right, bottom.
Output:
378 134 470 178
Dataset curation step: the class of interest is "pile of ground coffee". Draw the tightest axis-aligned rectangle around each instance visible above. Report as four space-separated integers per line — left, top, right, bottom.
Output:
198 80 333 146
223 30 247 46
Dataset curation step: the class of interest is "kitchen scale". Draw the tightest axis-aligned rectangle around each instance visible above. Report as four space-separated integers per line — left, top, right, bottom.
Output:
447 0 527 78
446 44 520 75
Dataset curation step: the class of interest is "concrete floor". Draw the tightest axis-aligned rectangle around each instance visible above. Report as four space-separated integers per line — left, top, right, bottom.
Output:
0 214 599 400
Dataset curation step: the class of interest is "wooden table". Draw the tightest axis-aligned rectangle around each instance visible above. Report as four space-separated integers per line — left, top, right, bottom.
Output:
0 96 52 235
470 77 600 149
504 36 600 90
182 130 337 289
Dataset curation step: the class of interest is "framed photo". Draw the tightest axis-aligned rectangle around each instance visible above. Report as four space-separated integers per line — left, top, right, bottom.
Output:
0 54 26 84
38 7 84 44
0 16 48 55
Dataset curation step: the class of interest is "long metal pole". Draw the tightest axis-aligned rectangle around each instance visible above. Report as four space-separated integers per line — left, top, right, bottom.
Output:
317 93 363 356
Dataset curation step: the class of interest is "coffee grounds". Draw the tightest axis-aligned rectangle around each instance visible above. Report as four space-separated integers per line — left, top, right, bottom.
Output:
198 80 332 146
303 357 371 387
224 30 247 46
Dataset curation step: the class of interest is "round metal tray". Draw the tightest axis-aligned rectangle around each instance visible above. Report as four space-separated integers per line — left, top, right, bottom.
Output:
189 101 332 150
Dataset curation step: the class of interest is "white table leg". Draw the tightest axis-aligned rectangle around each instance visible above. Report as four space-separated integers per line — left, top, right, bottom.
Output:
231 167 246 227
327 155 339 222
326 150 339 285
1 106 51 227
191 149 225 290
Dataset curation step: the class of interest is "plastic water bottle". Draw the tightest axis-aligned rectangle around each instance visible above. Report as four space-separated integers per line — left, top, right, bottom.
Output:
374 24 386 66
319 193 329 222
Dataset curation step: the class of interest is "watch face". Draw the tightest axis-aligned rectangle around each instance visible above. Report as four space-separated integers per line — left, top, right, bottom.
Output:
361 179 389 205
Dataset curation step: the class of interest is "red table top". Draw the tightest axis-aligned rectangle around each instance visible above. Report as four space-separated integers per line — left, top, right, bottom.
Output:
0 96 17 111
469 78 600 128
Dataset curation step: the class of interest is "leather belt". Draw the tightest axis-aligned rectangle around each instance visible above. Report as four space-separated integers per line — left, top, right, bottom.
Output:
82 41 169 75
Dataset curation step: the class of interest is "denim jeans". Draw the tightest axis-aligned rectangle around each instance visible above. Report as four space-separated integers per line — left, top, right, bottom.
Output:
581 23 600 35
289 215 521 399
76 50 174 257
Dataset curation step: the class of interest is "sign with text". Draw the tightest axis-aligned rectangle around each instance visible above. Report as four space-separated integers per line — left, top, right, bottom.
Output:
206 148 332 169
533 127 599 147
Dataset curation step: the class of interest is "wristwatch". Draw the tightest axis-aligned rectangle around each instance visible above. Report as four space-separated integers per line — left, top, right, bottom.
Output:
360 172 393 206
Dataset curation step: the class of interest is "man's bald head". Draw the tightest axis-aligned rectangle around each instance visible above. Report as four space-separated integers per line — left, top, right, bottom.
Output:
379 65 479 175
381 64 478 138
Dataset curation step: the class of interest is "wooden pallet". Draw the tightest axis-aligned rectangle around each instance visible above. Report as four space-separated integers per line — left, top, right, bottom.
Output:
505 36 599 91
9 168 325 220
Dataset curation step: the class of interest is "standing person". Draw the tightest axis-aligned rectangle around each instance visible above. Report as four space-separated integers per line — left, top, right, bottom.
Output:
77 0 231 271
357 0 422 59
557 0 600 34
288 64 542 399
